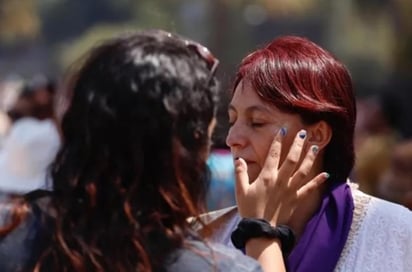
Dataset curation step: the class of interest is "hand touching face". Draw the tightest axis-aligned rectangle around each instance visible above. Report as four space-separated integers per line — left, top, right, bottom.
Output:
234 128 329 226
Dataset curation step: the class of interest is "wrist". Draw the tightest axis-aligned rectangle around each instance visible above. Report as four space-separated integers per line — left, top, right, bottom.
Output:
245 237 282 260
231 218 296 256
246 237 282 250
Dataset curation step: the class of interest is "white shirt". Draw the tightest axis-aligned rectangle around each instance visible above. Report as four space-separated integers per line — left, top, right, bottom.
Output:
335 186 412 271
0 118 60 193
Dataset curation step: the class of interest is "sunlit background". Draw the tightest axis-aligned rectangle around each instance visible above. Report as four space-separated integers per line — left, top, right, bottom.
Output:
1 0 412 210
1 0 411 91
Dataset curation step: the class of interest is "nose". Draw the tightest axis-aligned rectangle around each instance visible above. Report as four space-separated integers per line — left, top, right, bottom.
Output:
226 123 247 150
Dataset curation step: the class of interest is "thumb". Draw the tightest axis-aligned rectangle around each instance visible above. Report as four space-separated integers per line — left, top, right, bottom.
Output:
234 157 249 197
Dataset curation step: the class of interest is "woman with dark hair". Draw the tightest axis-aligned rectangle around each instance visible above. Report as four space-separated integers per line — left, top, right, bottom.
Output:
0 30 324 271
204 36 412 271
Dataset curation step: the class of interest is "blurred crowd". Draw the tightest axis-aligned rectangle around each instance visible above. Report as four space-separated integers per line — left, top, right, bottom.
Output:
354 81 412 210
0 75 60 194
0 73 412 211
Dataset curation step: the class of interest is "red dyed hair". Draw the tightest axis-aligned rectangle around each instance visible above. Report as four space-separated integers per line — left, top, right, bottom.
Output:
233 36 356 182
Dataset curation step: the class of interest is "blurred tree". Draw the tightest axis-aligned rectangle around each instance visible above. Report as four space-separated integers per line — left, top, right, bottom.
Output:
2 0 407 100
39 0 133 44
55 0 183 71
57 23 137 70
325 0 397 93
132 0 179 31
0 0 40 44
390 0 412 74
260 0 320 16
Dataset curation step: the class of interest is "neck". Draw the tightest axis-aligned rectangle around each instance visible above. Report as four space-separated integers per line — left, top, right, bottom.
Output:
288 159 326 239
289 183 326 239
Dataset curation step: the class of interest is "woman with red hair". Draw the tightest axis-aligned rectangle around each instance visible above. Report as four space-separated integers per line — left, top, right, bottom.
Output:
204 36 412 271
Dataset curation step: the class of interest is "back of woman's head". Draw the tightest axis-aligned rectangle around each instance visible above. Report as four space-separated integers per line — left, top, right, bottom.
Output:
234 36 356 183
43 29 219 271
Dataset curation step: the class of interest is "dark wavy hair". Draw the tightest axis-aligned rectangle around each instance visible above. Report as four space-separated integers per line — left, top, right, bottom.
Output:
28 29 219 271
233 36 356 183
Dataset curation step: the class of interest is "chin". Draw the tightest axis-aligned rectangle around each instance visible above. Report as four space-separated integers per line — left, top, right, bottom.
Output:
247 170 259 183
243 161 260 182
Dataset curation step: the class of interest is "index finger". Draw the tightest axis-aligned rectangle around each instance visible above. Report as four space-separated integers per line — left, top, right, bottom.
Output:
234 157 250 197
261 127 287 174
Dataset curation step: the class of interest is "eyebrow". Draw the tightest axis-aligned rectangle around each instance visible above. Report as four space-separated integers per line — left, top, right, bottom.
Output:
228 104 271 115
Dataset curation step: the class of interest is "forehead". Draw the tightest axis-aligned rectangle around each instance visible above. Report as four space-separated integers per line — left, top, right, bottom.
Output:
229 80 303 122
230 80 273 112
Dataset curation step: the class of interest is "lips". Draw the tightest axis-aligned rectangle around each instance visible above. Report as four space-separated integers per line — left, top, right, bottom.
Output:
237 158 256 165
244 160 256 164
233 154 252 162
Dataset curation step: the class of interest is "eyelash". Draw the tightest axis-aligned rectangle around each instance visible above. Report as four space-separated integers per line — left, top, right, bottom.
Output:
228 120 265 128
250 122 265 128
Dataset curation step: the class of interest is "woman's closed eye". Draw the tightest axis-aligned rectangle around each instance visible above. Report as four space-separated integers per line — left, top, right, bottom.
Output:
227 119 266 128
228 114 236 126
249 120 266 128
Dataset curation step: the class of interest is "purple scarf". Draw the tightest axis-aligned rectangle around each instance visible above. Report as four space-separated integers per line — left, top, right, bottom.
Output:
286 182 354 272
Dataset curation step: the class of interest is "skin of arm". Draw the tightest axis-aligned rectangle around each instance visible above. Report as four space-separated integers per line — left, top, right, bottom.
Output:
246 238 285 272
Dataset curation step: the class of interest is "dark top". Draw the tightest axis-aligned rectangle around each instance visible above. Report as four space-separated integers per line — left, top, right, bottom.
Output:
0 192 262 272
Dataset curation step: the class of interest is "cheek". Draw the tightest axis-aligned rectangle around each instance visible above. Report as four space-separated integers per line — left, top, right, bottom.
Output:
254 135 275 167
254 132 296 167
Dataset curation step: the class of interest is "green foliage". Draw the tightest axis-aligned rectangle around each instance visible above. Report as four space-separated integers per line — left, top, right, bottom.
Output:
39 0 133 44
57 23 138 71
0 0 40 44
0 0 411 88
132 0 180 32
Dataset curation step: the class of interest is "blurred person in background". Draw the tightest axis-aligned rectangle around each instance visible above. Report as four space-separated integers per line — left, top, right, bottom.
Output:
0 117 60 194
29 75 56 121
7 75 56 123
353 96 399 196
378 140 412 210
353 79 412 205
0 111 11 149
0 75 60 194
0 29 325 272
6 86 36 124
0 76 23 150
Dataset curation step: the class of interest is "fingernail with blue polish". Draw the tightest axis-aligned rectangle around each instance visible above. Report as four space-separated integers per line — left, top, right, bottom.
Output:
280 127 287 136
311 145 319 154
298 130 306 139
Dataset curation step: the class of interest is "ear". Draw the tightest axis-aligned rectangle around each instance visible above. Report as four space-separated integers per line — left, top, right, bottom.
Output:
306 121 332 149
